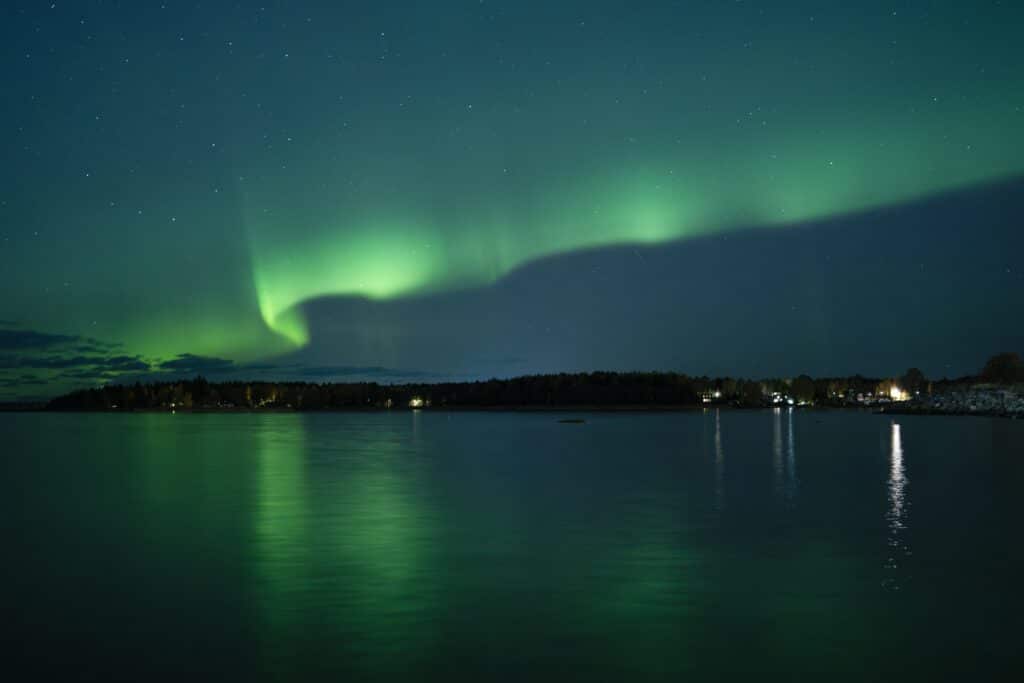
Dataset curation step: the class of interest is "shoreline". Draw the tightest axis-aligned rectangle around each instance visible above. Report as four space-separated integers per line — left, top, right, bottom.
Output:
878 406 1023 419
5 404 1018 418
878 387 1024 419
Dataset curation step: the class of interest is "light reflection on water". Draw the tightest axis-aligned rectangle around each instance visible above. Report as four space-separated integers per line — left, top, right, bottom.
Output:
883 421 911 591
4 411 1023 681
889 422 907 530
254 417 310 645
773 407 784 497
785 408 798 503
713 409 725 511
254 416 440 676
771 407 799 503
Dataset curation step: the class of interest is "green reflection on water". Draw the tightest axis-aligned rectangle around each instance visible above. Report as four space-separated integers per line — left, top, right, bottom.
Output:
252 415 440 676
253 415 311 643
7 411 1022 680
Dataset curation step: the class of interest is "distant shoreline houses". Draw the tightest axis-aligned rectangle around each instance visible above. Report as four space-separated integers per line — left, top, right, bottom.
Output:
42 353 1022 415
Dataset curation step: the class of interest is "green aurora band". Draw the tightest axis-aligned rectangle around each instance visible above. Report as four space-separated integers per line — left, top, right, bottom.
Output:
245 94 1023 350
4 0 1023 379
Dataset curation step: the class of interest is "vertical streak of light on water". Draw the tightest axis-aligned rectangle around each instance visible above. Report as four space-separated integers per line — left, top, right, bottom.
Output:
773 407 784 497
785 408 798 503
890 423 906 526
884 421 911 591
714 409 724 512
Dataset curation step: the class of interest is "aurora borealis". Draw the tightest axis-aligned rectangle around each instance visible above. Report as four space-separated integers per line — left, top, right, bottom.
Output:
2 1 1023 397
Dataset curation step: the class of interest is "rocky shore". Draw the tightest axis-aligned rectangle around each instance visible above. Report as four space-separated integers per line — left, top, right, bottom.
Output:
881 386 1024 418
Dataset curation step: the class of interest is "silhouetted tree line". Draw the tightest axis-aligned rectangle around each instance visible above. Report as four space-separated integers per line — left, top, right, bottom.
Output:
45 353 1021 412
49 373 714 411
980 352 1024 384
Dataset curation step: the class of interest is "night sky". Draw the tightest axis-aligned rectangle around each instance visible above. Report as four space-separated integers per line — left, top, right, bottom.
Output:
2 1 1022 399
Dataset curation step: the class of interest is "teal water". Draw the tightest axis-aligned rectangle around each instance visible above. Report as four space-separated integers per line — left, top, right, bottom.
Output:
3 410 1022 680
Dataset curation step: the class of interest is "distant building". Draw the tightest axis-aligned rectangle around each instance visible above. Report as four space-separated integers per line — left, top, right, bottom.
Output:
889 385 909 402
701 390 723 404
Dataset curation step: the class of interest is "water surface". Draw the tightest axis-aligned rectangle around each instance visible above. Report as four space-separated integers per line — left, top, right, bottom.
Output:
4 410 1022 680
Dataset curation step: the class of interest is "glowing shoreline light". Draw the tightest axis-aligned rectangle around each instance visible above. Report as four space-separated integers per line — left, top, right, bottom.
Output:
890 385 910 402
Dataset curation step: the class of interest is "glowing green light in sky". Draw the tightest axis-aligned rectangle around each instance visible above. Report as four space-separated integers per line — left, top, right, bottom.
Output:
250 224 448 347
2 0 1023 383
244 95 1024 350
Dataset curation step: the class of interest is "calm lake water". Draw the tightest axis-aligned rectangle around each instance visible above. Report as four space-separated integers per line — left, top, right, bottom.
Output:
3 410 1023 681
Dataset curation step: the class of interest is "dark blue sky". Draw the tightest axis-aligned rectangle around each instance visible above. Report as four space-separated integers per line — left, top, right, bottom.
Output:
1 1 1022 398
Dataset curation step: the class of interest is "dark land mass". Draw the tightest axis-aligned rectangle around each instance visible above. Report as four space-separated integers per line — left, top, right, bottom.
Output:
0 402 48 412
40 353 1023 416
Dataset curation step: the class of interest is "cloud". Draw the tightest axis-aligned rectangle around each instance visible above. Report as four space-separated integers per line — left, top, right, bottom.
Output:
151 356 425 382
0 375 48 387
158 353 236 373
11 356 90 369
0 354 149 371
0 329 80 350
0 326 154 397
101 355 150 371
0 326 436 395
72 340 123 354
239 361 299 372
0 327 122 353
57 369 120 381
